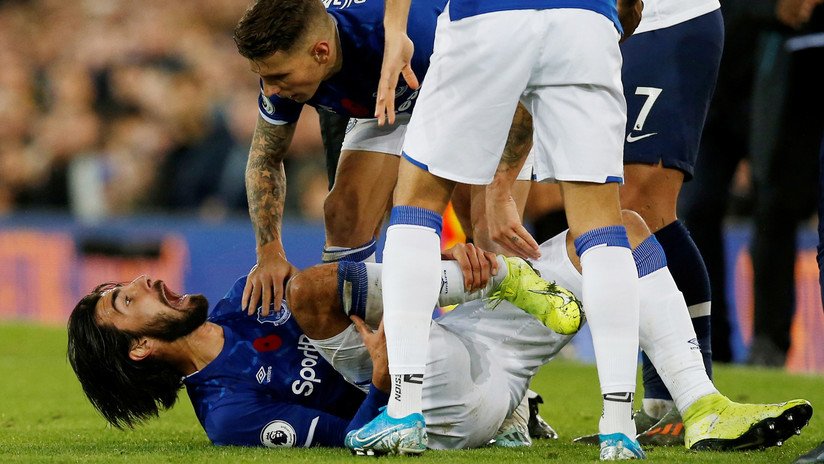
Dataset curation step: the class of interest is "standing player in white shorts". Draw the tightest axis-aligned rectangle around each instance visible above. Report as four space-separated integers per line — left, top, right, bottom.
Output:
355 0 652 459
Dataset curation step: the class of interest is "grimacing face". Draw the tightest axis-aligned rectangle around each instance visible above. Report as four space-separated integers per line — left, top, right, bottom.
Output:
95 276 208 342
253 47 326 103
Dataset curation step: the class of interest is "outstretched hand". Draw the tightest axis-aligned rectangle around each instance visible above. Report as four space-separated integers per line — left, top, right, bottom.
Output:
486 192 541 260
351 316 390 392
242 252 298 316
375 30 418 126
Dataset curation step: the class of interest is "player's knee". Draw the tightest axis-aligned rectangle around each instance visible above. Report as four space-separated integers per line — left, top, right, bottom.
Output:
285 271 313 313
323 188 348 227
621 209 652 248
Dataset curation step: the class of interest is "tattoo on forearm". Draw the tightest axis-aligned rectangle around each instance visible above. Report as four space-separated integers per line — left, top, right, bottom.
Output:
246 117 295 247
499 104 534 173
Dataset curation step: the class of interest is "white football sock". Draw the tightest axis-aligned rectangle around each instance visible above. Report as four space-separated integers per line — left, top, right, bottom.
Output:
642 398 675 420
601 392 637 438
638 268 718 413
322 240 377 263
359 255 508 325
579 244 640 436
382 224 440 418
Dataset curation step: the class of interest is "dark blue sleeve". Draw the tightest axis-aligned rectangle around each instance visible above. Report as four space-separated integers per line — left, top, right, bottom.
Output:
203 385 388 447
346 385 390 432
258 88 303 125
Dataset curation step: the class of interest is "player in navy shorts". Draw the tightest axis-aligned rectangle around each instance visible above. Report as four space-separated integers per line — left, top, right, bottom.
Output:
618 0 724 445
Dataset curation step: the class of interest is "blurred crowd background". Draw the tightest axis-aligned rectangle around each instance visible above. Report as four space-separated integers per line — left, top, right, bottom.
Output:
0 0 822 369
0 0 329 222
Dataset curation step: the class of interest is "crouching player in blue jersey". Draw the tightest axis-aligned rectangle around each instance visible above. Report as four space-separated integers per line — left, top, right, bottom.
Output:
65 245 582 449
232 0 553 441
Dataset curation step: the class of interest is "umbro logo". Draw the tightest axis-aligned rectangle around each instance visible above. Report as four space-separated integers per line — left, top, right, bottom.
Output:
687 338 701 350
626 132 657 143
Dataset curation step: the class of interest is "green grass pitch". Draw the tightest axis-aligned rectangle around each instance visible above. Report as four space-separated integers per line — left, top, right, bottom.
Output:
1 322 822 463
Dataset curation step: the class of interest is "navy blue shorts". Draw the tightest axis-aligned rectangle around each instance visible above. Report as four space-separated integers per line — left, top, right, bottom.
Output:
621 9 724 181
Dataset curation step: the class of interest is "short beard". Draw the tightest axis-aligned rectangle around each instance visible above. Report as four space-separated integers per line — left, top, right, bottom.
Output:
140 295 210 342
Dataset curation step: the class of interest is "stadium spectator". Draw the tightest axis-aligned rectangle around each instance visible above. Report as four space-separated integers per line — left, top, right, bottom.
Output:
747 0 823 367
0 0 323 218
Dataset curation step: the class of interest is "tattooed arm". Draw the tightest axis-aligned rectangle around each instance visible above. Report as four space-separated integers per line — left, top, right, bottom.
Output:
242 115 300 316
483 103 541 259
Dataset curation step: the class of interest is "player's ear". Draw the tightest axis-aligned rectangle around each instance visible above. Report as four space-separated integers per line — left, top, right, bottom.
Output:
129 337 154 361
312 41 331 64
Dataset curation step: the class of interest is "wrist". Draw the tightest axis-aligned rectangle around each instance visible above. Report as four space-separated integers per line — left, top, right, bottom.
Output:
257 240 286 260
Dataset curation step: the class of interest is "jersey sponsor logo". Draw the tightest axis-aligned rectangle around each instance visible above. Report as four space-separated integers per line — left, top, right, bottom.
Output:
260 420 297 447
257 302 291 326
626 132 657 143
292 335 322 397
323 0 366 9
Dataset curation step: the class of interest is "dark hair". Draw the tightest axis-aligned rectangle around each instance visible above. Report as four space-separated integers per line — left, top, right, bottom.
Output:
67 284 183 428
233 0 322 60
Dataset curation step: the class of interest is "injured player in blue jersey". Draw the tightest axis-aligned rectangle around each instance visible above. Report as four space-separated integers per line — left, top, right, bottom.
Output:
66 243 580 449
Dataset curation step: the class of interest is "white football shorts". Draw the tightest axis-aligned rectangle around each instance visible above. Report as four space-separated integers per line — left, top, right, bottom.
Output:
342 115 533 181
309 300 572 449
403 8 626 184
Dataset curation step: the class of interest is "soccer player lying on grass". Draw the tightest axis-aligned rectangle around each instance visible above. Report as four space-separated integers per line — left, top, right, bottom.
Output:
68 213 813 454
66 244 580 449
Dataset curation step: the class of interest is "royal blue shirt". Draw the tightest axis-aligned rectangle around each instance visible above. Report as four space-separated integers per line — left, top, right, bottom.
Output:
184 276 387 447
259 0 445 124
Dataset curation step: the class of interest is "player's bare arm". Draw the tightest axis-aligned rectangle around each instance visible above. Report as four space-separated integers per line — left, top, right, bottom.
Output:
485 104 540 259
376 0 417 125
243 115 299 316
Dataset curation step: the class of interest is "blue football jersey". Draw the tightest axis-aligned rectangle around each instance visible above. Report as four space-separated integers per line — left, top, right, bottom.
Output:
448 0 620 32
258 0 446 124
184 276 386 447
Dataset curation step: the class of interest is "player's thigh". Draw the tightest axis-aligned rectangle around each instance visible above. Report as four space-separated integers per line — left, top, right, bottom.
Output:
621 10 724 181
423 322 511 449
325 119 403 244
620 163 685 231
309 325 372 392
526 10 625 186
402 9 535 185
325 151 398 245
436 301 570 411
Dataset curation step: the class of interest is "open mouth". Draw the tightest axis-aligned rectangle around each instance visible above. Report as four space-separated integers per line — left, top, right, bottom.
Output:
154 280 187 309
